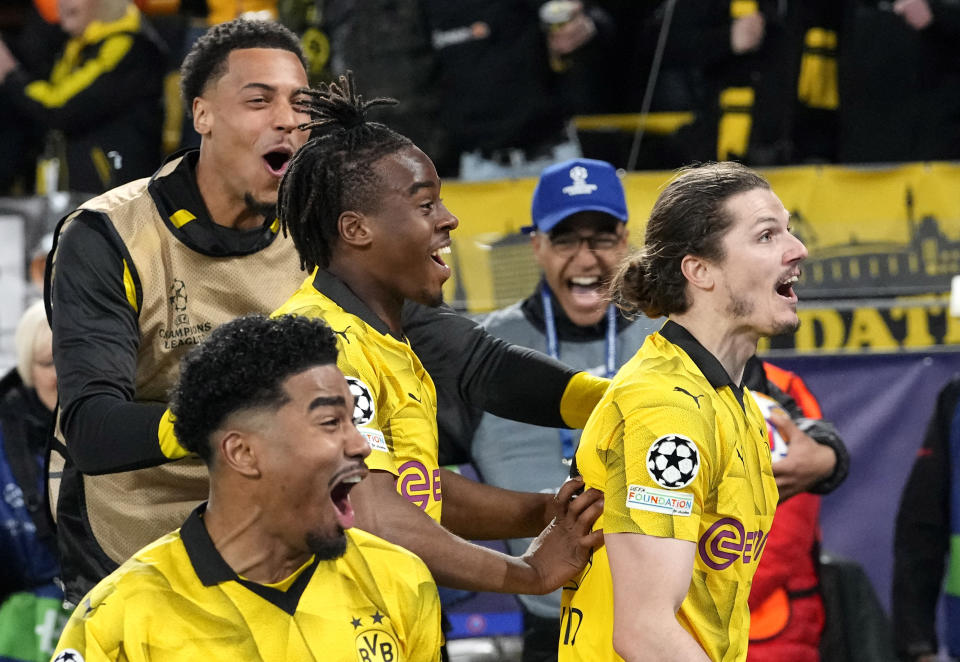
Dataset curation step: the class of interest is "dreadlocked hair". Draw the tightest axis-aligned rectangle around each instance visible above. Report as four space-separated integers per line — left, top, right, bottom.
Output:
279 71 413 271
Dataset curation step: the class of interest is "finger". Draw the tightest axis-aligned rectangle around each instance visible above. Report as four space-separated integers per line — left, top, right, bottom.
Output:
556 476 585 503
570 496 604 534
768 411 798 437
566 487 603 519
580 529 605 550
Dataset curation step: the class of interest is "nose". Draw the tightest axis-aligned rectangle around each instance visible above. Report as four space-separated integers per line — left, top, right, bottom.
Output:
786 232 808 263
570 238 602 266
346 423 371 460
274 99 301 133
437 201 459 232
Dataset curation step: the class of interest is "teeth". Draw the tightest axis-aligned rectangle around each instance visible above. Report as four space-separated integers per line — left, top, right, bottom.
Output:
432 246 451 257
570 277 599 286
779 275 799 285
342 476 361 484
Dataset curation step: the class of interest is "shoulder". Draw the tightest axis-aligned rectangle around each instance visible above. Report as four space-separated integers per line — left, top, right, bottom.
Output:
346 529 433 581
81 531 185 608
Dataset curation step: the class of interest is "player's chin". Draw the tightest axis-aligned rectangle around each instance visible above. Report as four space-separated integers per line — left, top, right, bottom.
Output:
306 527 348 561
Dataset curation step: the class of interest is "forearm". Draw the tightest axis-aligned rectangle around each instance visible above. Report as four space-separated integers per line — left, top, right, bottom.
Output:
439 468 550 539
352 471 544 593
61 396 170 473
403 302 577 428
613 616 711 662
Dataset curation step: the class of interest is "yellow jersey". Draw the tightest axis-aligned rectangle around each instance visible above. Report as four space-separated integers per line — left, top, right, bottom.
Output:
272 270 443 522
559 321 778 662
53 506 442 661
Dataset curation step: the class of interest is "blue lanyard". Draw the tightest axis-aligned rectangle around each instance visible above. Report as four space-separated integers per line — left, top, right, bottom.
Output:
541 286 617 460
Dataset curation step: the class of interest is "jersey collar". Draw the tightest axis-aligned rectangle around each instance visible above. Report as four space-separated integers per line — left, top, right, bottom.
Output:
659 320 746 411
312 269 401 340
180 504 320 615
148 151 282 257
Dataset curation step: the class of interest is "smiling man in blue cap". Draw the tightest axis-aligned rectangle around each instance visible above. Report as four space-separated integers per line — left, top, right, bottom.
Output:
452 158 662 661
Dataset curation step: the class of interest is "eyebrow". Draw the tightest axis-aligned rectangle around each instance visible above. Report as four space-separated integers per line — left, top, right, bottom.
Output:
308 395 346 411
241 82 277 93
407 180 438 196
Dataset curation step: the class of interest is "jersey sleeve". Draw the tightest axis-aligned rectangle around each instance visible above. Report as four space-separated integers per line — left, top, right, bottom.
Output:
597 384 717 543
334 333 398 476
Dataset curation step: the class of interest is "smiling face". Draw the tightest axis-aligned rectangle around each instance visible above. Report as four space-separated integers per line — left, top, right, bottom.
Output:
249 364 370 559
710 187 807 338
531 211 629 326
363 146 459 307
193 48 310 221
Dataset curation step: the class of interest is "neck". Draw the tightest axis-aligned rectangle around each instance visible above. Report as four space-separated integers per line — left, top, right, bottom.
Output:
203 489 312 584
327 257 404 335
669 308 758 386
195 148 270 231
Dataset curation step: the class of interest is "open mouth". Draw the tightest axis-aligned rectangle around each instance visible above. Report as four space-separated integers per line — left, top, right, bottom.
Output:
776 274 799 301
430 245 451 268
263 148 293 177
330 469 366 529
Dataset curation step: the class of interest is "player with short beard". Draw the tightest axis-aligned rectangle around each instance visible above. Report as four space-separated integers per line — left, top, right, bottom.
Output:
52 314 444 661
560 162 808 662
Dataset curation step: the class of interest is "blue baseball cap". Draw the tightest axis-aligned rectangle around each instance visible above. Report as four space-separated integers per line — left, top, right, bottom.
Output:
524 158 628 234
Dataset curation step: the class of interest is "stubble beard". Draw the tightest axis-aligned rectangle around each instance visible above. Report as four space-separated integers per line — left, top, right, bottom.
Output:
244 193 278 222
725 286 800 338
306 526 348 561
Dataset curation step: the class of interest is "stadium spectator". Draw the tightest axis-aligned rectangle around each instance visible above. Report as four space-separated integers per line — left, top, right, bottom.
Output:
0 0 166 194
273 73 602 598
560 162 805 661
893 375 960 662
0 301 70 661
423 1 600 180
52 314 444 661
890 0 960 161
46 18 611 606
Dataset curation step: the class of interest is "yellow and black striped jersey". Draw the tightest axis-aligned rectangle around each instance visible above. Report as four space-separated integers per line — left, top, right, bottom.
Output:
560 321 778 662
53 506 442 661
272 270 443 522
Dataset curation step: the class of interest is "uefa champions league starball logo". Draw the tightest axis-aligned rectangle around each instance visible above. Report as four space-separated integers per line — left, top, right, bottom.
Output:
345 377 375 426
646 435 700 489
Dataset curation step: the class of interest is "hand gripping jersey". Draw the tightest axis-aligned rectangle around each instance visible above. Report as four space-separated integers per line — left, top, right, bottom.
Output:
273 270 443 521
559 321 779 662
52 506 442 661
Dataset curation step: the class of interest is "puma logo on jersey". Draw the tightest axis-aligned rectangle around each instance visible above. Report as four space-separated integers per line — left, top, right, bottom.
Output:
333 326 351 344
674 386 704 409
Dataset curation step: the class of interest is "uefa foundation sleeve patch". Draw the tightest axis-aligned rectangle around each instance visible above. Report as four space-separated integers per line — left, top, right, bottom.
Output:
626 484 694 516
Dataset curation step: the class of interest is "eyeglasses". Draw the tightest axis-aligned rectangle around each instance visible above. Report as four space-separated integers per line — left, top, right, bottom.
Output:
548 231 623 256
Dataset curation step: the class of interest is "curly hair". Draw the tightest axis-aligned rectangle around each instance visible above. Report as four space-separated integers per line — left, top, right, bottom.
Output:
170 314 338 463
609 162 770 319
180 18 306 117
279 71 413 271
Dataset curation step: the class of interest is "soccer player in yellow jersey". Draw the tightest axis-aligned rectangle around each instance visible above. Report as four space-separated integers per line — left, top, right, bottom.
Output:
272 73 603 597
560 162 808 662
53 314 443 661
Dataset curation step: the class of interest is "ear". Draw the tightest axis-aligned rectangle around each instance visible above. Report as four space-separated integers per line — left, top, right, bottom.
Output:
218 430 261 479
680 254 715 293
193 97 212 136
338 211 373 249
530 233 550 269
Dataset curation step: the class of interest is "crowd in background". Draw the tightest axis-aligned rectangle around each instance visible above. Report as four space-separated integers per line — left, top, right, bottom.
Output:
1 0 959 196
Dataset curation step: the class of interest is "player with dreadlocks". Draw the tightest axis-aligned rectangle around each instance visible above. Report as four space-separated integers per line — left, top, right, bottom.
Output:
272 73 604 598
